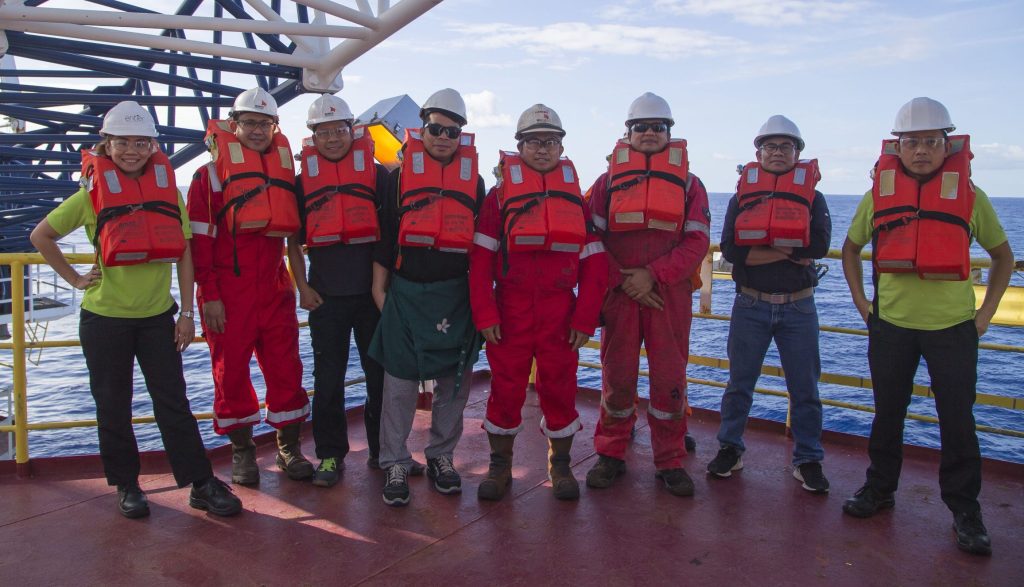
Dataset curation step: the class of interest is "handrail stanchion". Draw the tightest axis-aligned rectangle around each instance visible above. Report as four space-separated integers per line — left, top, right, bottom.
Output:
10 261 31 476
699 252 713 315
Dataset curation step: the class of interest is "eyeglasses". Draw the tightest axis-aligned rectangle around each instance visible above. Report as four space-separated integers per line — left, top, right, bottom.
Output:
236 119 276 131
899 137 945 150
629 122 668 134
313 126 351 139
760 142 796 154
522 137 562 150
424 123 462 139
109 138 152 151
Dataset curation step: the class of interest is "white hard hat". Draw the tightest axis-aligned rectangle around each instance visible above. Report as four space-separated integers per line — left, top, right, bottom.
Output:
515 104 565 139
754 115 804 151
626 92 674 127
306 94 354 129
420 88 467 126
100 101 158 137
231 87 279 118
891 97 955 134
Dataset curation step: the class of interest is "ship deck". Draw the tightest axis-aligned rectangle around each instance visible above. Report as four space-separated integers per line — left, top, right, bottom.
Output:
1 372 1022 586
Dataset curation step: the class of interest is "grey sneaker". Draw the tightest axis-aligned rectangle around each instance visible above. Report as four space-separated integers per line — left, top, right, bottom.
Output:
707 446 744 478
369 455 425 476
382 464 410 507
793 462 830 494
426 455 462 495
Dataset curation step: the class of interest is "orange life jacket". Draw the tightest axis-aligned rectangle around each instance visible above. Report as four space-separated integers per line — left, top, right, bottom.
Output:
299 126 379 247
734 159 819 247
82 148 185 267
397 128 478 253
497 151 587 255
204 119 299 238
607 138 690 232
872 135 974 280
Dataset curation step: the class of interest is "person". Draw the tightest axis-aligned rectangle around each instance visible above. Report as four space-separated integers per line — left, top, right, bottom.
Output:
188 87 312 486
469 104 609 501
30 101 241 518
585 92 711 497
708 115 831 493
369 88 486 506
841 97 1013 556
287 94 424 487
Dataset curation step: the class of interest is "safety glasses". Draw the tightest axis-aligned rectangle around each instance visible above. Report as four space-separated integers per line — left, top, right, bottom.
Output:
629 122 668 134
424 122 462 139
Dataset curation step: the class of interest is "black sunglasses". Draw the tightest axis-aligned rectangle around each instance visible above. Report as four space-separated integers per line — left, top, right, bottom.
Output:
629 122 668 134
425 122 462 139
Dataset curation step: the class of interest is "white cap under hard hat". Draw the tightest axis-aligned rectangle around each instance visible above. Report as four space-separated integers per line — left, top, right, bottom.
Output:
306 94 355 129
626 92 674 127
100 101 158 137
754 115 805 151
891 97 955 135
231 87 279 118
515 104 565 140
420 88 467 126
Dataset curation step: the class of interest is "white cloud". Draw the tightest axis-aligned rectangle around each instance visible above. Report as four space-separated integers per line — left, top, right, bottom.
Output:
652 0 868 27
464 90 514 128
972 143 1024 169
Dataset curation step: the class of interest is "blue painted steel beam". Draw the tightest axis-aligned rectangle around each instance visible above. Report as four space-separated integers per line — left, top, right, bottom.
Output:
0 93 234 107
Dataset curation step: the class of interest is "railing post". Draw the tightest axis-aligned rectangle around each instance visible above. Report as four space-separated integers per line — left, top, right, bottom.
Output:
699 252 713 314
10 261 31 476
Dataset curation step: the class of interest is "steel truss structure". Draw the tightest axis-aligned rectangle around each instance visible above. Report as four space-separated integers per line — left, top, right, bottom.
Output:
0 0 441 252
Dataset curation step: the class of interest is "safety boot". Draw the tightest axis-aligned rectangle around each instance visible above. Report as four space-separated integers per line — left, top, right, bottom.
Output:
227 426 259 485
477 433 515 502
276 423 315 481
548 436 580 501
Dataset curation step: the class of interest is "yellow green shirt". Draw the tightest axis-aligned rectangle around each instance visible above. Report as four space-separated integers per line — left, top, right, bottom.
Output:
46 187 191 318
847 185 1007 330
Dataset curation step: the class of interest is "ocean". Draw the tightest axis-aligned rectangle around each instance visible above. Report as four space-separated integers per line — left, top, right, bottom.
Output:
8 193 1024 463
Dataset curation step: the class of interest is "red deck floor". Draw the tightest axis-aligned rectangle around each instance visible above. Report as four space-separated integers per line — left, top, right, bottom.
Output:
1 372 1022 586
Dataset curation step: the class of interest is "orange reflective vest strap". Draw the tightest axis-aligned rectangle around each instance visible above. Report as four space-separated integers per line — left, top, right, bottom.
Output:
734 160 819 247
299 128 380 247
496 151 587 259
82 148 185 267
606 138 689 232
871 135 974 280
204 119 299 238
397 128 478 253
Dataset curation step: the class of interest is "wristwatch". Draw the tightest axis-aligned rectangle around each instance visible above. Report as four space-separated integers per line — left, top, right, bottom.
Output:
179 310 195 319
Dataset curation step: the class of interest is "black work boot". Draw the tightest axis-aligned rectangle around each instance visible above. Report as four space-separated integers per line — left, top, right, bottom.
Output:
117 482 150 519
586 455 626 489
478 433 515 502
548 436 580 501
276 423 314 481
227 426 259 485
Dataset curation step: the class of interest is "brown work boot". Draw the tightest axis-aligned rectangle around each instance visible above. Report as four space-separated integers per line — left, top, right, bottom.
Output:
477 433 515 502
227 426 259 485
586 455 626 489
548 436 580 501
276 423 314 481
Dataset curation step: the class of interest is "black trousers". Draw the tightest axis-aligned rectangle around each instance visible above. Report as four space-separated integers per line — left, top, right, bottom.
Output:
80 307 212 487
309 293 385 460
865 315 981 514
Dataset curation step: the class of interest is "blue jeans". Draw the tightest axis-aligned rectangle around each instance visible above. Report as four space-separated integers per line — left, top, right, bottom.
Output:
717 292 824 465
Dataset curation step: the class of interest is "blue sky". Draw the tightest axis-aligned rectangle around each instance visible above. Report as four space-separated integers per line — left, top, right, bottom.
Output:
268 0 1024 197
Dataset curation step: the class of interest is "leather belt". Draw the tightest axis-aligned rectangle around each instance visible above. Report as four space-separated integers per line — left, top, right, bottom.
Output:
740 286 814 304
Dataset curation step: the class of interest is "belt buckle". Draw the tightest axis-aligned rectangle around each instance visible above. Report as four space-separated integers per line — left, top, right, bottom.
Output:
767 293 788 304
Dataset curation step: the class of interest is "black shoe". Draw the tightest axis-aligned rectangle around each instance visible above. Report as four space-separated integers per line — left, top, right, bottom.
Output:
190 476 243 517
382 464 410 506
685 433 697 453
117 483 150 519
953 510 992 556
707 446 744 478
586 455 626 489
655 468 695 497
793 462 830 494
426 456 462 495
369 455 425 476
842 485 895 518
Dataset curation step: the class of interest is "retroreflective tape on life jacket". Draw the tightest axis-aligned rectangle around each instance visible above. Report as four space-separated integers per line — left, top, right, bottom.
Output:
205 119 299 238
871 135 974 280
397 128 478 253
299 127 380 247
607 138 689 232
497 151 587 259
734 160 819 247
82 148 185 267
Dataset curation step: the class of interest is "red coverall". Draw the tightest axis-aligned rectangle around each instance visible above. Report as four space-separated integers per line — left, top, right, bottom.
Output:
188 164 308 435
589 170 710 469
469 189 609 437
